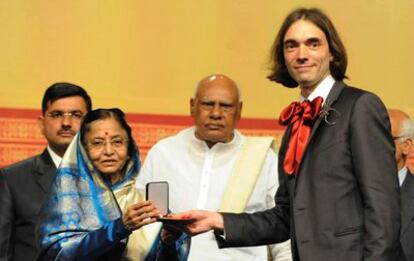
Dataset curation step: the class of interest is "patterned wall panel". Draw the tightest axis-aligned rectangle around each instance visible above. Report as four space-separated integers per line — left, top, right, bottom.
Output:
0 108 284 167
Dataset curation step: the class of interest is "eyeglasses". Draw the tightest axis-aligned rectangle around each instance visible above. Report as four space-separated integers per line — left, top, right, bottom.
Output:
46 111 84 120
88 138 128 151
393 136 407 140
393 136 412 143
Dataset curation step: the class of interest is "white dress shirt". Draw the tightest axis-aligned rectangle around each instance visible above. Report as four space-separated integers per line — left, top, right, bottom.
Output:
47 146 62 168
300 74 335 104
399 166 408 186
137 127 292 261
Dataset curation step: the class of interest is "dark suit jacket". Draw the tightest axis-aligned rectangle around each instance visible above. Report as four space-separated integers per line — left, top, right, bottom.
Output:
0 149 56 261
401 169 414 261
217 82 403 261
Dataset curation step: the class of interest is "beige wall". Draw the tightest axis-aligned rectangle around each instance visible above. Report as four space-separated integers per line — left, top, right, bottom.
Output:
0 0 413 118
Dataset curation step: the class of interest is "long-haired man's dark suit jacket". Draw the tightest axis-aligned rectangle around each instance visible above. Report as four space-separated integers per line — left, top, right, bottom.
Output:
401 169 414 260
215 82 403 261
0 149 56 261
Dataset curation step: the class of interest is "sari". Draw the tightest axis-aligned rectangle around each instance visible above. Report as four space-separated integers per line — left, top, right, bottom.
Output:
37 134 189 260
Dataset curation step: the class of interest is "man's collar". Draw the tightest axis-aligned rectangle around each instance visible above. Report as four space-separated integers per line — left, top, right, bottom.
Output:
47 146 63 168
399 165 408 186
300 75 335 104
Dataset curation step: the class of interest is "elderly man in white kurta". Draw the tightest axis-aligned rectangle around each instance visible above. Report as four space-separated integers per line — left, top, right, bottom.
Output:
136 74 291 261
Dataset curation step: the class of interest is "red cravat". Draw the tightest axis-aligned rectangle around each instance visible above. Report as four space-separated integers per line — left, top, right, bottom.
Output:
279 96 324 175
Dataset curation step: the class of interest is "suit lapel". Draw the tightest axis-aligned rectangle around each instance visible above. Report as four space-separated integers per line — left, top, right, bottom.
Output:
33 149 57 194
295 81 345 179
308 81 345 141
401 170 414 236
278 121 301 191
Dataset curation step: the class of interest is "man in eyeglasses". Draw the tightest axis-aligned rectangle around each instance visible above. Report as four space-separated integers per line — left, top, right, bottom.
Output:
0 83 92 261
388 109 414 261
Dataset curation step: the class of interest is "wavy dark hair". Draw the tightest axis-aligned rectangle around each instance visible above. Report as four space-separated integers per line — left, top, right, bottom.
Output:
267 7 348 88
80 108 138 159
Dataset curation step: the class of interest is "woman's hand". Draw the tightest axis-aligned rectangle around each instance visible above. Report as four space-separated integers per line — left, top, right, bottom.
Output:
122 200 159 231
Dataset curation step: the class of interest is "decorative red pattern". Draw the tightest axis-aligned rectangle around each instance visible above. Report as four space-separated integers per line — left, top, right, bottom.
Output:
0 108 284 167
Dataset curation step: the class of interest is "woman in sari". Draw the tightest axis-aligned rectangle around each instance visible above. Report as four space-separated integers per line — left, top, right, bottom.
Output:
37 108 189 260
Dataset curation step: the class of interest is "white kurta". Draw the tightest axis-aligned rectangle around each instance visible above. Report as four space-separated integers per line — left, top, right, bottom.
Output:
136 127 291 261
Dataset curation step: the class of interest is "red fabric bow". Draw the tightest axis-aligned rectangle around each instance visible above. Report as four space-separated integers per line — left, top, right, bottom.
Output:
279 96 324 175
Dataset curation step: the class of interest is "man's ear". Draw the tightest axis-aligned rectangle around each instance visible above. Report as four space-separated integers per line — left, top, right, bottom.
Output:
402 138 413 156
190 98 195 116
37 116 45 136
236 102 243 120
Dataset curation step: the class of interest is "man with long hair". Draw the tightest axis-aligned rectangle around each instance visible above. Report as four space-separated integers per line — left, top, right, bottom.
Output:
175 8 403 261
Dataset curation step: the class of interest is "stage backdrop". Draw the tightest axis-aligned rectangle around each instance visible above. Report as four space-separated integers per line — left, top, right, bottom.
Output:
0 1 413 166
0 108 284 167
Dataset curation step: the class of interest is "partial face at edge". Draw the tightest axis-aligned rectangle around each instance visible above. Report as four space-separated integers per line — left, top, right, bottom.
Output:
389 112 413 169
